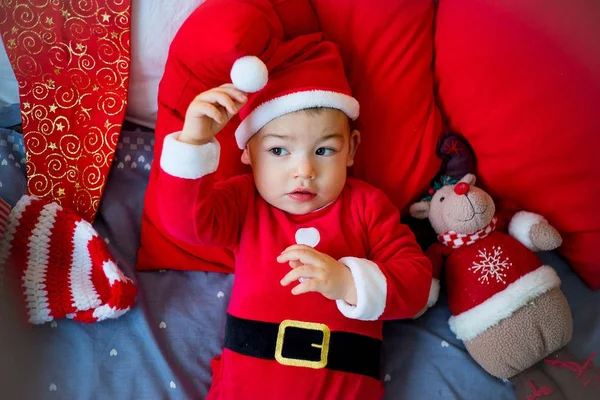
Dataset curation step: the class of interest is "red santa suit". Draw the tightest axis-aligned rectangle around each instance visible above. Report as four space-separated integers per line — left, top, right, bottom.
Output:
156 132 432 400
426 216 561 342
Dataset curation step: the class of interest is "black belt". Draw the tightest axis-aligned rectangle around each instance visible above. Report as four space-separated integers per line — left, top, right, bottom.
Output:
224 313 382 380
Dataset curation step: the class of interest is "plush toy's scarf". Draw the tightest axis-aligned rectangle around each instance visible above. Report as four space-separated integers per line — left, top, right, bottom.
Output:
438 217 498 249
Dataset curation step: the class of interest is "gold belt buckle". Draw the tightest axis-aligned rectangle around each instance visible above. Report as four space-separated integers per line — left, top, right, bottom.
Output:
274 319 331 369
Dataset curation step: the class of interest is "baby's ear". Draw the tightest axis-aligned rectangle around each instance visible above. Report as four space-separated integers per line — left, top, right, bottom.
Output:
241 147 251 165
409 201 430 220
346 129 361 167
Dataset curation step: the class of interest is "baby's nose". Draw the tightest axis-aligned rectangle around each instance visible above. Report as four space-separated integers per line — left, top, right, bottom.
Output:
454 182 470 195
295 160 315 179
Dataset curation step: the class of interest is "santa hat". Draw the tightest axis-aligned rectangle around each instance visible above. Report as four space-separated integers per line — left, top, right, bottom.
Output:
0 195 136 324
229 35 359 149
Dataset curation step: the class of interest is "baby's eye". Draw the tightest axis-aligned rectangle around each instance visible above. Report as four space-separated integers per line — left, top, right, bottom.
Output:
316 147 336 156
440 197 445 202
269 147 289 156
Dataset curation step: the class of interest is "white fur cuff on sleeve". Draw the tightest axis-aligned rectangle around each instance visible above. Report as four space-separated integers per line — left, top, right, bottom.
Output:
160 132 220 179
336 257 387 321
508 211 546 251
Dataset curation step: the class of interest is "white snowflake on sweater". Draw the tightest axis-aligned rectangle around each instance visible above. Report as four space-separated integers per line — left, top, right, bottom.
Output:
469 246 512 284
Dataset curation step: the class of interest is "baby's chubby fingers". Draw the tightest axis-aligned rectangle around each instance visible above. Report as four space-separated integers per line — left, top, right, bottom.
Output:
186 102 227 124
192 90 240 115
288 260 303 269
277 244 324 266
291 278 322 296
280 265 320 286
216 83 248 104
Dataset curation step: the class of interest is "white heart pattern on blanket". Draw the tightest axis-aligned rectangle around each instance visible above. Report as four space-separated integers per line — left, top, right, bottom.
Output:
170 381 177 389
49 383 57 391
384 374 392 382
110 348 118 356
50 320 57 328
1 159 6 166
117 162 124 169
8 154 13 160
441 340 449 348
217 291 224 298
138 155 145 163
159 321 167 329
144 163 151 170
124 154 131 162
131 162 137 169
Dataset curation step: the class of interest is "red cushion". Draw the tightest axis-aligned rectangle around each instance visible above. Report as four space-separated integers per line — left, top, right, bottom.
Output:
311 0 442 211
137 0 441 273
434 0 600 289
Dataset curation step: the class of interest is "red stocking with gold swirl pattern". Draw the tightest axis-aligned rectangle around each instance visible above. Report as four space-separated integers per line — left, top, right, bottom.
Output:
0 0 130 221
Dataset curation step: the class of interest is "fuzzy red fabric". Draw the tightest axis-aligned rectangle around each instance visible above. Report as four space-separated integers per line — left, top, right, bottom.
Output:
435 0 600 289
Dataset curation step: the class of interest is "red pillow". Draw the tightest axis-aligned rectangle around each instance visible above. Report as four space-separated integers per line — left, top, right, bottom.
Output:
137 0 442 273
311 0 442 210
434 0 600 289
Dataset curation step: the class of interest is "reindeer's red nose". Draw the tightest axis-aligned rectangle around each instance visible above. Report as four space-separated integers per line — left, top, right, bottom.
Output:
454 182 470 195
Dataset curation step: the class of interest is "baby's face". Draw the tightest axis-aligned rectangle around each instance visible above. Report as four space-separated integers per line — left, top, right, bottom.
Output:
242 108 360 215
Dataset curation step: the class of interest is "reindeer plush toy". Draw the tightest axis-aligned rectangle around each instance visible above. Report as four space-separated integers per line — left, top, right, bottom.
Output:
409 134 600 399
411 172 571 375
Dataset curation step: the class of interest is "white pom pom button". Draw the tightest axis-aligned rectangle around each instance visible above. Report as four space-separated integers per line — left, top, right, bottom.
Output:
230 55 268 93
295 227 320 248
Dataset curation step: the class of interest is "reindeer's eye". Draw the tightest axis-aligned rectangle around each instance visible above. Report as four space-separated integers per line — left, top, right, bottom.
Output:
440 197 445 202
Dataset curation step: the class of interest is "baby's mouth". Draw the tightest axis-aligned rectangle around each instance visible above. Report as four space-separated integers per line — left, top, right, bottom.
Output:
287 188 316 202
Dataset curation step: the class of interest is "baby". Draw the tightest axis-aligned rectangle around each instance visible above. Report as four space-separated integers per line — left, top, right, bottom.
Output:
156 39 432 400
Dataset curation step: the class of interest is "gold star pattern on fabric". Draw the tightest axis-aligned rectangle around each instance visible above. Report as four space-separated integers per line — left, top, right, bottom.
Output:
0 0 131 222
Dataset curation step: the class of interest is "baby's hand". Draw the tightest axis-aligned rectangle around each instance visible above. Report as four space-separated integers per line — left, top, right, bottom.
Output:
278 245 358 305
179 84 247 145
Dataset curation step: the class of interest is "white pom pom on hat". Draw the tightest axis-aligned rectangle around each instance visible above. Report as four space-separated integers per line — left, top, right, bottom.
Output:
230 56 269 93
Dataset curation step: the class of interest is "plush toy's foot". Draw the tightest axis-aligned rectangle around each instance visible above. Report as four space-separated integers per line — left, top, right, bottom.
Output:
465 287 572 379
511 348 600 400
